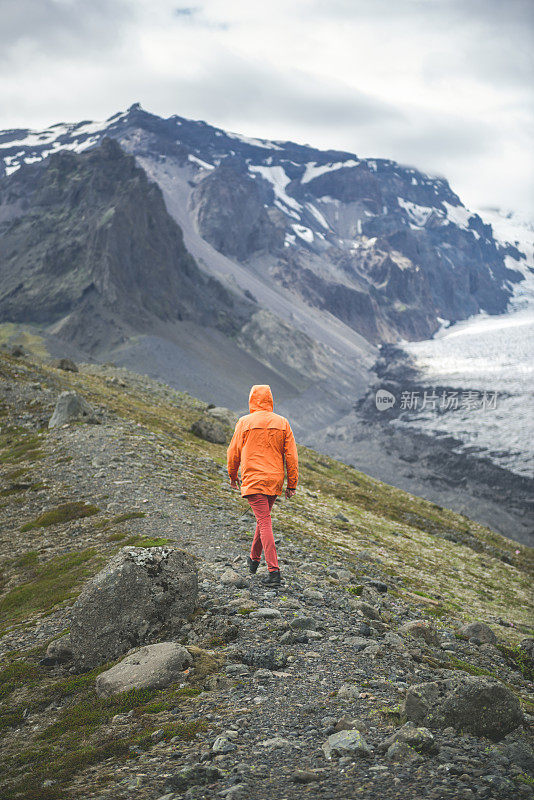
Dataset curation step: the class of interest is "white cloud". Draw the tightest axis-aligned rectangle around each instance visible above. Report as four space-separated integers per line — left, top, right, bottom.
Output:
0 0 532 214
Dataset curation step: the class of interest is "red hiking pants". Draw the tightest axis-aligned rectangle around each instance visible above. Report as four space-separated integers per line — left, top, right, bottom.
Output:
246 493 279 572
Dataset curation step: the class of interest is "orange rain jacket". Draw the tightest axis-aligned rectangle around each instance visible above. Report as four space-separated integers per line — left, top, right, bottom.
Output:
227 384 299 497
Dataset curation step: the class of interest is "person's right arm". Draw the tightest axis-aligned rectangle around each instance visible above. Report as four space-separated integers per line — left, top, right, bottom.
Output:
284 421 298 498
227 419 243 490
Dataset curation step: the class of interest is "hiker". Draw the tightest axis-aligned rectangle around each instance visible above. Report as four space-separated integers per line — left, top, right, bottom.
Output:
227 384 298 586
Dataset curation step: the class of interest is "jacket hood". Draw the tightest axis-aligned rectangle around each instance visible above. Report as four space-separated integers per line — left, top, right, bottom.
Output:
249 384 274 413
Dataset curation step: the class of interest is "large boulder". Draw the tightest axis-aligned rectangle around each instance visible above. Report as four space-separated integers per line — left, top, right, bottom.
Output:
403 676 523 739
70 546 197 669
95 642 193 697
205 406 238 428
190 415 227 444
48 391 98 428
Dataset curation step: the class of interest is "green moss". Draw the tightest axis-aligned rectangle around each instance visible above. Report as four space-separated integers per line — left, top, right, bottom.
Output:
0 549 99 632
447 658 496 678
0 437 43 464
111 511 146 523
496 642 534 681
13 551 39 569
124 536 171 547
0 661 42 700
107 532 127 542
20 502 100 531
346 585 363 596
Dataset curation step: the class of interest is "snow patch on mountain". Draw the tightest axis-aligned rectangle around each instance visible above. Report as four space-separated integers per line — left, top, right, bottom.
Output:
301 159 360 183
249 164 302 214
397 198 434 227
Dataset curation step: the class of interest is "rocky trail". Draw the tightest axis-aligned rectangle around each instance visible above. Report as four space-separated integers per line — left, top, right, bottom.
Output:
0 349 533 800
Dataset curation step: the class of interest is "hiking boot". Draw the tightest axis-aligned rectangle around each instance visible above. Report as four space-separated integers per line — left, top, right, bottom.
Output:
247 556 260 574
262 569 281 587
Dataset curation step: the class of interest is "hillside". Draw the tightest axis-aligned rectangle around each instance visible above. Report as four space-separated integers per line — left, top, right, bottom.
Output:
0 349 532 800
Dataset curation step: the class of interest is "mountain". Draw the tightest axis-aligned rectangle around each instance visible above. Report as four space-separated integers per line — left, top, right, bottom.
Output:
0 103 527 348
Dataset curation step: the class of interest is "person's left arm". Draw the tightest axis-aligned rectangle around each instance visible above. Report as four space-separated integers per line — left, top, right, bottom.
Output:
283 420 298 498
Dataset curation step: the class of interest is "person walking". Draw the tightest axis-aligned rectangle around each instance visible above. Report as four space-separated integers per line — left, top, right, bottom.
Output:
227 384 298 586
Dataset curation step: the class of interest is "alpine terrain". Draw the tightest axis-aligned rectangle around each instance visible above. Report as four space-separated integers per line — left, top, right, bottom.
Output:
0 104 532 543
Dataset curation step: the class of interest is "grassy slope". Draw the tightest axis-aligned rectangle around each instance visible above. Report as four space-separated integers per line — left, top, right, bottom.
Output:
1 348 532 639
0 349 532 799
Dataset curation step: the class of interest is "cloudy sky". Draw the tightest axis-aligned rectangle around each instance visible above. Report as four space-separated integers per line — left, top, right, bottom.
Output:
1 0 533 214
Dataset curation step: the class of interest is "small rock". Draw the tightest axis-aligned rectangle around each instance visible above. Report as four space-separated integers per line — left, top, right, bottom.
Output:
334 716 368 733
352 601 381 620
48 391 98 428
343 636 370 651
205 406 238 428
260 736 293 748
225 663 249 677
96 642 193 697
249 608 281 619
166 764 222 792
322 729 372 759
212 736 236 754
383 632 404 649
366 580 388 593
398 620 440 647
337 684 360 700
44 634 73 664
303 589 324 601
253 668 273 683
53 357 79 372
220 569 247 588
355 622 372 637
292 770 320 783
458 621 497 645
220 785 247 800
290 616 317 630
379 722 437 754
241 647 287 670
386 740 423 763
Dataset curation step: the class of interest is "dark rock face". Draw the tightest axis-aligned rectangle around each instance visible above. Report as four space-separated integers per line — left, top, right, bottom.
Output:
403 676 523 739
69 546 198 669
191 161 283 260
0 138 250 351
